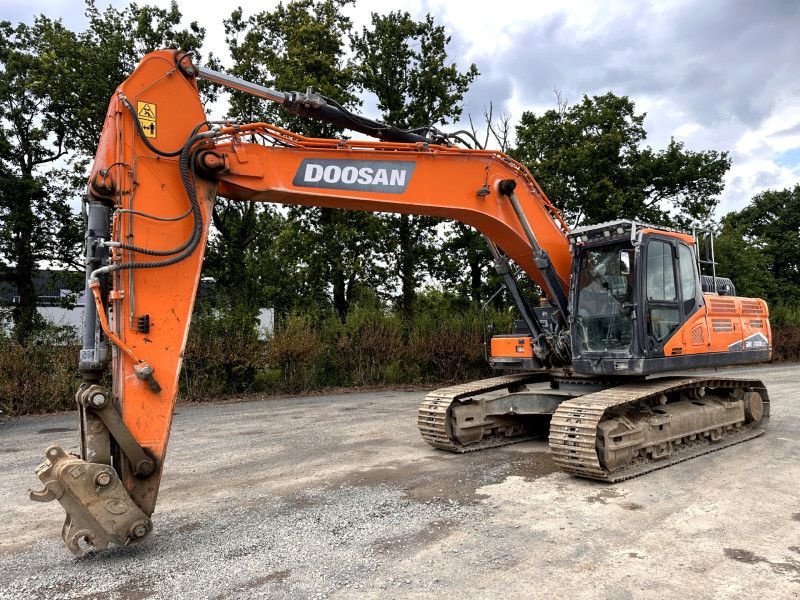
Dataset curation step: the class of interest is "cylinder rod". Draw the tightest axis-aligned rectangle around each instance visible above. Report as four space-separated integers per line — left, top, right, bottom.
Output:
196 66 288 105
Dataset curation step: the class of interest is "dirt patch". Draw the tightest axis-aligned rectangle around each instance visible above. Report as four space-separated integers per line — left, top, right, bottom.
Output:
176 520 203 534
0 447 23 453
725 548 763 564
621 502 644 511
517 452 560 481
75 581 156 600
240 429 266 436
212 570 291 599
792 513 800 522
586 488 625 505
724 548 800 583
37 427 74 434
337 450 557 505
223 543 263 560
372 521 455 555
286 492 317 510
251 569 291 585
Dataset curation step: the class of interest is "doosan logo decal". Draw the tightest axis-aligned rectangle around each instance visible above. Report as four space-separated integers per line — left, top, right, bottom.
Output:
728 332 769 352
292 159 415 194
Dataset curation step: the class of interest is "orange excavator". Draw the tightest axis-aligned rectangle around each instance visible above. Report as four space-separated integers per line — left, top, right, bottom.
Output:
30 50 771 555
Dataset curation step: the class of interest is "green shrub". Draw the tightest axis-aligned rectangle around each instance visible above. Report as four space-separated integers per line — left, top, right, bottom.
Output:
181 307 268 400
769 303 800 363
0 325 80 415
10 293 795 417
773 325 800 363
266 313 325 392
334 307 404 386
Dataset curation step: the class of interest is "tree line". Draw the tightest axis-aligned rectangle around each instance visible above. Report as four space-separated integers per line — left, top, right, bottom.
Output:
1 0 797 349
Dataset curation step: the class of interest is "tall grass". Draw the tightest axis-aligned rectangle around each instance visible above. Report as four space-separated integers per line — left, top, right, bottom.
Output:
770 303 800 362
1 303 797 415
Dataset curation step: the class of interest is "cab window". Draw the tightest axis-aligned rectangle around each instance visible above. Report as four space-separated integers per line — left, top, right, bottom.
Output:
678 244 697 313
647 241 676 302
646 240 680 343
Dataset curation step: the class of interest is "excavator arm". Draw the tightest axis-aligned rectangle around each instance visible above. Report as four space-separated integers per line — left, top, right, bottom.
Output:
30 50 574 554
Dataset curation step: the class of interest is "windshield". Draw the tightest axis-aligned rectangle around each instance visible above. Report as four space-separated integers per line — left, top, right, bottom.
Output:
575 243 634 353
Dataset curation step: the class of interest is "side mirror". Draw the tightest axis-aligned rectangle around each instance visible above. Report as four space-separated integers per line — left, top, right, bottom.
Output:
619 250 631 275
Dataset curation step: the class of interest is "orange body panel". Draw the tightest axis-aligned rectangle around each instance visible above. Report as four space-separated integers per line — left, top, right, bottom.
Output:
637 228 696 246
662 295 772 357
91 51 213 512
490 336 535 359
212 138 571 293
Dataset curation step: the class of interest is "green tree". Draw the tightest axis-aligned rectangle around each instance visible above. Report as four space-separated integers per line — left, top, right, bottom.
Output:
433 105 513 304
512 92 731 228
433 223 504 304
351 11 478 317
210 0 383 320
715 185 800 304
0 3 205 344
204 204 295 313
0 17 87 343
76 1 206 148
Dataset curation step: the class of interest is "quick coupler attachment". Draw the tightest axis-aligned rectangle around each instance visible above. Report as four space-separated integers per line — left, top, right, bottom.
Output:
30 446 151 556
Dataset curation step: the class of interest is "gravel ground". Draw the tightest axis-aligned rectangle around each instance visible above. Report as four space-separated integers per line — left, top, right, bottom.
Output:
1 363 799 599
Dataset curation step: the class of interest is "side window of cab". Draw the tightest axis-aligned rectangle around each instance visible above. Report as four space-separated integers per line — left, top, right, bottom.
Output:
678 243 697 315
646 239 680 342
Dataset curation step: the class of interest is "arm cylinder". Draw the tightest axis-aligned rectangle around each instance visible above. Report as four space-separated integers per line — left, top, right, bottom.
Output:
79 199 111 376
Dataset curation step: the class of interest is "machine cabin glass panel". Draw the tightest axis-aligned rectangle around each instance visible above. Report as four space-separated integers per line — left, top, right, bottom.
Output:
678 243 697 315
646 239 680 343
575 243 634 353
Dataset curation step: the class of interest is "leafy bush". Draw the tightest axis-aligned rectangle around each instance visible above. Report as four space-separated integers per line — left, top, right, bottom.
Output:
0 324 80 415
266 313 325 393
769 303 800 363
334 307 405 386
3 297 796 416
773 326 800 362
181 307 268 400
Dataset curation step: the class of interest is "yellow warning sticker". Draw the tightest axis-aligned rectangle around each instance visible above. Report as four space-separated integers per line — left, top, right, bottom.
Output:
137 101 157 138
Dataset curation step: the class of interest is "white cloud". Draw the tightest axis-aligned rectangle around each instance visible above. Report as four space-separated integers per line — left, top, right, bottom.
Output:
674 122 701 139
12 0 800 218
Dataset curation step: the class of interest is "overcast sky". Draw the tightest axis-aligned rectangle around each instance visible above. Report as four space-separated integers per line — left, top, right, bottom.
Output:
4 0 799 216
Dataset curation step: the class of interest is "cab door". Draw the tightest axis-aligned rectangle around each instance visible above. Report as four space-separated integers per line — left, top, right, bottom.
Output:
643 237 681 356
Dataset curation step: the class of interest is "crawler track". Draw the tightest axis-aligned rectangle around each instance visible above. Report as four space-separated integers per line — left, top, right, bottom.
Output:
419 374 770 482
417 374 547 453
548 377 769 482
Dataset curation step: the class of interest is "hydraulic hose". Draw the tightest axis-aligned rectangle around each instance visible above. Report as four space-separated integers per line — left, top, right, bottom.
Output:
91 138 207 280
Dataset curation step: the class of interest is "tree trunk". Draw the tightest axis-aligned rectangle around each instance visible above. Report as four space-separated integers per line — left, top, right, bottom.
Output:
11 176 39 344
322 208 350 322
399 214 415 320
332 264 348 322
469 249 482 305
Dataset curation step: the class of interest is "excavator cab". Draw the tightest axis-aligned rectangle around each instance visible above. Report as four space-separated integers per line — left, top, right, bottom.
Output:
568 220 771 376
573 240 635 355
